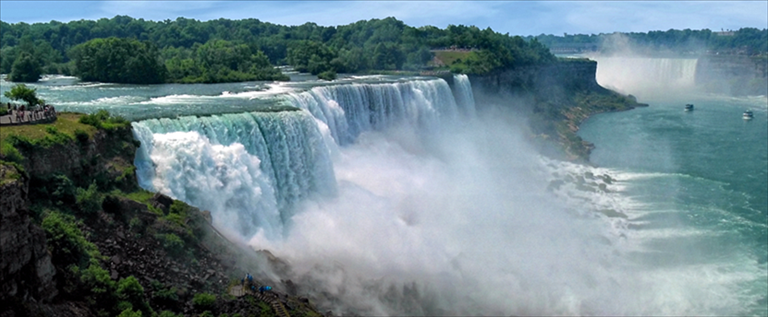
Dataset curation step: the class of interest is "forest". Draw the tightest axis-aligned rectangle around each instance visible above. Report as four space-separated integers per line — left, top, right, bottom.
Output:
531 27 768 55
0 16 555 84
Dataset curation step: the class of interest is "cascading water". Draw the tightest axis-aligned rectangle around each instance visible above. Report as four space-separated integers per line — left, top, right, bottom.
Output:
282 78 462 145
590 56 699 96
132 77 472 239
132 109 336 238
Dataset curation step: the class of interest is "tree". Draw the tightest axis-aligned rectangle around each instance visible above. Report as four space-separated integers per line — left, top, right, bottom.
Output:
69 37 166 84
3 83 42 108
9 52 42 82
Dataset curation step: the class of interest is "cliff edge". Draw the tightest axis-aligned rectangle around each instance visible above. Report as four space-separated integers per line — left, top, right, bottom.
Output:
469 59 647 162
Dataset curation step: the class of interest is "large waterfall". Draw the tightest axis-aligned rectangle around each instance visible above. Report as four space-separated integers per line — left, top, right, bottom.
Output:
590 56 699 96
132 75 475 239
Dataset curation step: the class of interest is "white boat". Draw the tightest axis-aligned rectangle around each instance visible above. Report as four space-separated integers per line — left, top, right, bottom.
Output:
743 110 754 120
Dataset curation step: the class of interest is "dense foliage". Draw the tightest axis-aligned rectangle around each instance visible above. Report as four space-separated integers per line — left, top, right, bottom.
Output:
0 15 556 81
69 37 166 84
532 28 768 55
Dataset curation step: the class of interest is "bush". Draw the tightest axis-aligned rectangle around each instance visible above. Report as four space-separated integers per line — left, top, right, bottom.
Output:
1 142 24 163
41 211 99 268
192 293 216 309
129 217 145 234
117 308 143 317
75 181 103 216
117 276 152 316
75 129 90 145
317 70 336 80
159 233 185 256
157 311 182 317
50 174 77 206
80 260 116 300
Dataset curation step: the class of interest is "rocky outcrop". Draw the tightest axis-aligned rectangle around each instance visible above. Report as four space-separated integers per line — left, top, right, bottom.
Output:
467 59 644 162
0 164 57 304
20 126 138 190
468 59 603 109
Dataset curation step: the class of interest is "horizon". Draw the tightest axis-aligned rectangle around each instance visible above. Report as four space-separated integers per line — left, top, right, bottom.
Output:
1 1 767 37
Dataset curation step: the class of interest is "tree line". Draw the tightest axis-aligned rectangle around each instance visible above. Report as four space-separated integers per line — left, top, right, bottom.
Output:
0 16 556 84
531 28 768 56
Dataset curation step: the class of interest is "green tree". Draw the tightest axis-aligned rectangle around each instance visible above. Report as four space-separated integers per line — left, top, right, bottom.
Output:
3 83 41 107
9 52 42 82
69 37 166 84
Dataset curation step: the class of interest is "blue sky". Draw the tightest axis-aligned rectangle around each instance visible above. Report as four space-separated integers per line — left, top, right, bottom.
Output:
1 1 766 36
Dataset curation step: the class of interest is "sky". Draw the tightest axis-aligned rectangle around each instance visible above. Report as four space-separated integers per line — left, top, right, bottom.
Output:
1 1 766 36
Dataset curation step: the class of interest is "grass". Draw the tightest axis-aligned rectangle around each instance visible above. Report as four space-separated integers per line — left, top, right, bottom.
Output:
0 112 96 147
432 50 473 66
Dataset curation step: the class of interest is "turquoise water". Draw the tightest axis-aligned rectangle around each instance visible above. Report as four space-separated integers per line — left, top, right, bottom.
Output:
3 72 766 314
579 94 768 315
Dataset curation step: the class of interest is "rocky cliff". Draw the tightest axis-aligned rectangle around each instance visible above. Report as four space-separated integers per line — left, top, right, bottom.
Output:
0 164 58 306
1 115 322 317
467 59 646 162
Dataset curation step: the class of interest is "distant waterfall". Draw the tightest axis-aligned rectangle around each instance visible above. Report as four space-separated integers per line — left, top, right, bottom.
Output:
591 56 699 95
132 77 476 239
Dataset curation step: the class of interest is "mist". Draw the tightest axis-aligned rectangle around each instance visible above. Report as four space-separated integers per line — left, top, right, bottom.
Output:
587 33 704 98
244 102 744 315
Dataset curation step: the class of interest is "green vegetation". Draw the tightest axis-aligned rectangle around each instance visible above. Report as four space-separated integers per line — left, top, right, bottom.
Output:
78 109 130 131
192 293 216 309
0 112 99 166
75 181 103 216
165 39 288 83
117 276 153 316
317 70 337 80
533 27 768 56
3 83 43 108
41 211 101 268
9 52 42 82
1 15 556 81
69 37 166 84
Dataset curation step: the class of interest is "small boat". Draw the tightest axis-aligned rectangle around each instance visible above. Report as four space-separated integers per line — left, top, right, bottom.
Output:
743 110 754 120
684 104 694 111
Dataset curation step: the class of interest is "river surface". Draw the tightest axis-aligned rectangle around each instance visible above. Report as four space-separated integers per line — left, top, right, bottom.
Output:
1 70 766 315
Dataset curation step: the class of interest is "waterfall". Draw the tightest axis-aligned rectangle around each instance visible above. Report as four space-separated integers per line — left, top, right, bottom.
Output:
132 77 476 239
453 74 477 117
282 79 464 145
591 56 699 95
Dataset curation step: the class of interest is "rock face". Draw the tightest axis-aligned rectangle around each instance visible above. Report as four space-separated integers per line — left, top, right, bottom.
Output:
0 164 57 303
468 59 603 108
21 126 138 191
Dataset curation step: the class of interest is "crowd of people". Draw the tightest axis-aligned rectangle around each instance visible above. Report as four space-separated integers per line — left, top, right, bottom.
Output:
3 102 57 124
